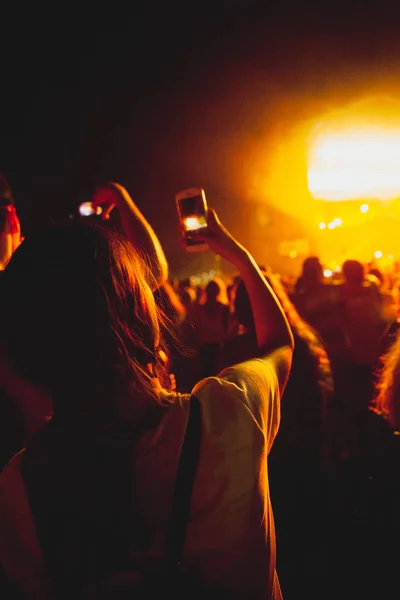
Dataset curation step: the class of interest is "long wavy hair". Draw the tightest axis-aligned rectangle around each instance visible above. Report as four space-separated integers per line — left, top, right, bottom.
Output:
0 223 169 426
265 272 334 409
232 271 333 407
372 330 400 430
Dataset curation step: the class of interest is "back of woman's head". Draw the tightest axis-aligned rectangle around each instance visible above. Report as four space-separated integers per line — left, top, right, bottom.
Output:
0 223 163 423
265 272 334 402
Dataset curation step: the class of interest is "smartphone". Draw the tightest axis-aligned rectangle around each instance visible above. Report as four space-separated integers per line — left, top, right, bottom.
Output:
78 202 103 217
175 187 208 252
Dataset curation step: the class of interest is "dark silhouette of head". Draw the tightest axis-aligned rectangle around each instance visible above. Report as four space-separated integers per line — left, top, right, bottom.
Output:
342 259 365 285
300 256 323 286
0 223 165 424
205 277 226 304
179 286 196 308
178 277 192 291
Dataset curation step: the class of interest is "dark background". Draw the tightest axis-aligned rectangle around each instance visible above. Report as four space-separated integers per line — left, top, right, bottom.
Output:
1 1 400 276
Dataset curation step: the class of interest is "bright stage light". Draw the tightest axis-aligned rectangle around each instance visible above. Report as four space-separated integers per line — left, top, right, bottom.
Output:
308 127 400 201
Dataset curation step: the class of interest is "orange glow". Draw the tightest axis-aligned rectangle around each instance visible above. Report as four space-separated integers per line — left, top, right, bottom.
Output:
183 216 207 231
308 127 400 201
246 94 400 269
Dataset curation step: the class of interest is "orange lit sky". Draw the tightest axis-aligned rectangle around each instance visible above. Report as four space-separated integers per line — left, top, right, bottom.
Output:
239 92 400 267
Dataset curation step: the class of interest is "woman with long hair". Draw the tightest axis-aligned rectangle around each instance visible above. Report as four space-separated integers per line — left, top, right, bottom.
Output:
0 198 293 599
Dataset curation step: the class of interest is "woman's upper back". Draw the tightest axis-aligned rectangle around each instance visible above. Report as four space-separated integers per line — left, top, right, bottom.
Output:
0 353 284 599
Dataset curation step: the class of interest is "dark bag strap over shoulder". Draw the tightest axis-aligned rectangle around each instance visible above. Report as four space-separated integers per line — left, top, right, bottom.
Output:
165 395 201 572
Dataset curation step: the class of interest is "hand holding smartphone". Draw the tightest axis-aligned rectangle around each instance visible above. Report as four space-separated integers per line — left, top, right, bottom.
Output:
175 187 209 252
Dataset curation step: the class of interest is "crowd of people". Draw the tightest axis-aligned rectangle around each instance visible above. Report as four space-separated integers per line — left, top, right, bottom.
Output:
0 174 400 599
168 249 400 599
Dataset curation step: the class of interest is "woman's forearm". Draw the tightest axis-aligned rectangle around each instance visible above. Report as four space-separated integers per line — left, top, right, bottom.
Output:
114 184 168 288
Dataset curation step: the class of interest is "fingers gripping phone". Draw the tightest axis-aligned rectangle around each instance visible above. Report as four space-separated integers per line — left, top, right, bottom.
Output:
175 187 208 252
